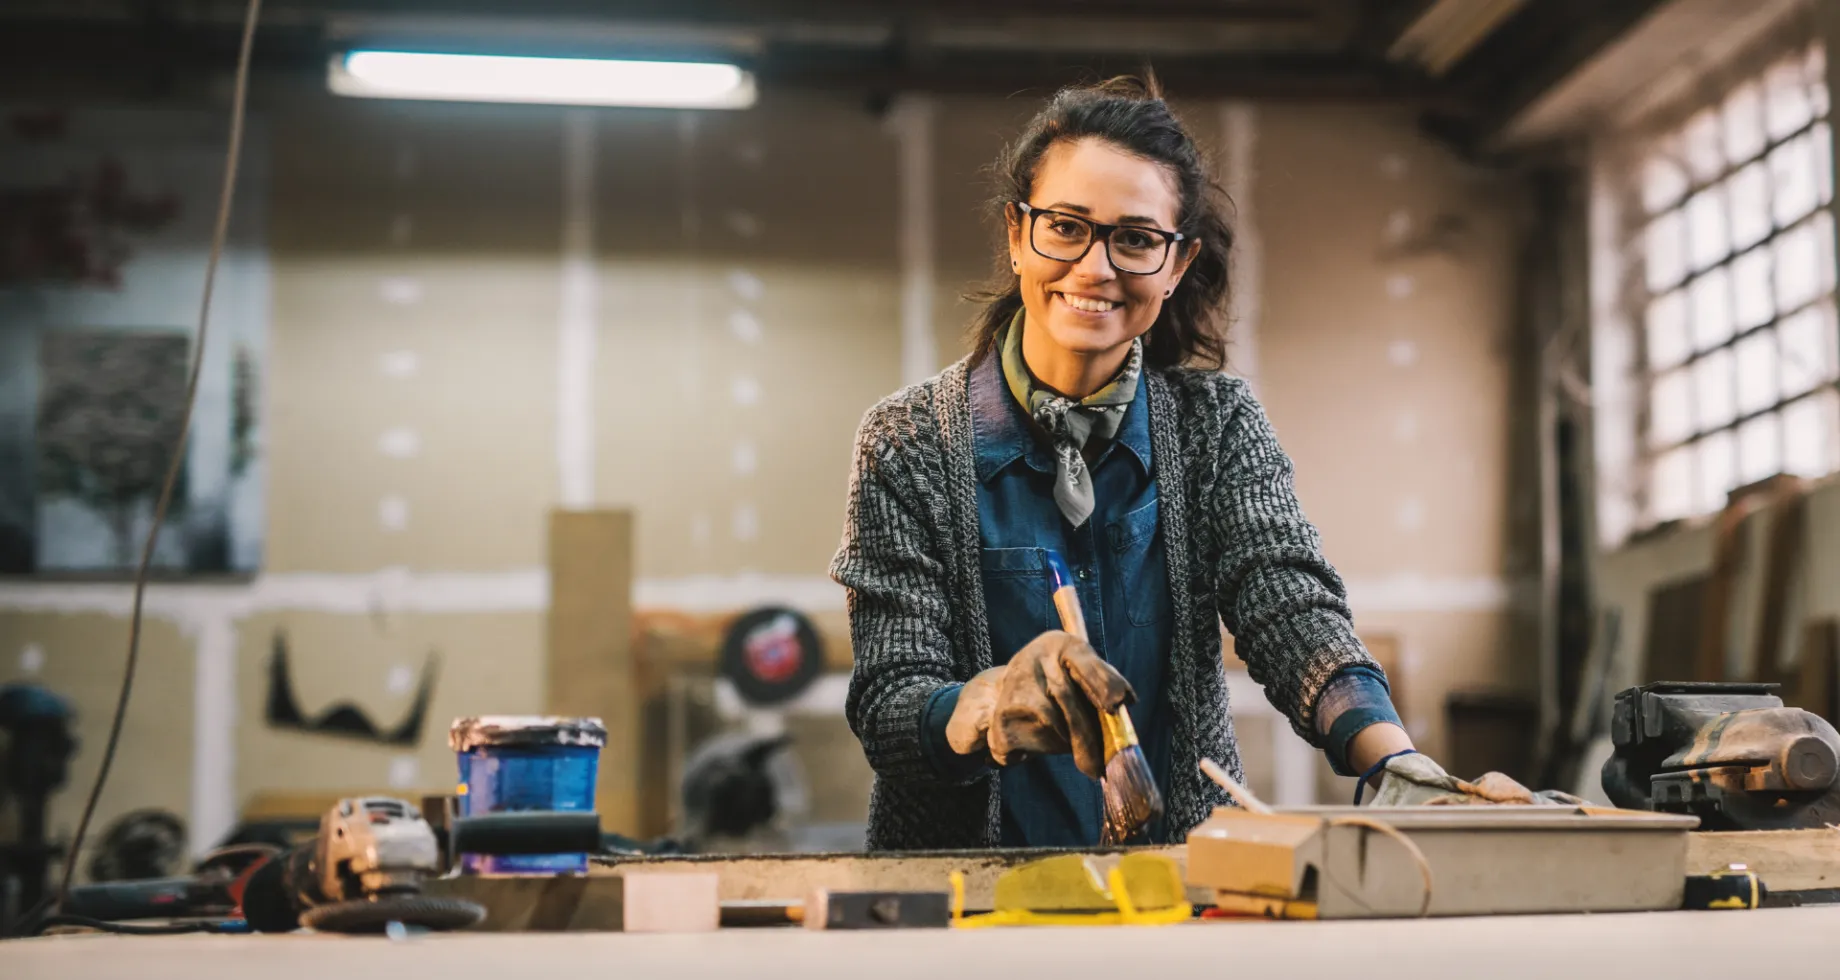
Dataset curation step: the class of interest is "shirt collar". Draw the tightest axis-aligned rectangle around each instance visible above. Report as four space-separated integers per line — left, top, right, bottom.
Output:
970 347 1152 483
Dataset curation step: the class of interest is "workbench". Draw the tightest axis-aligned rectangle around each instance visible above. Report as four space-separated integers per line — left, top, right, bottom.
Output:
8 907 1839 980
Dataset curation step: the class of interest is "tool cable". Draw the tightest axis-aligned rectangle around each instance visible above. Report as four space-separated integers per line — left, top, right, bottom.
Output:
48 0 265 917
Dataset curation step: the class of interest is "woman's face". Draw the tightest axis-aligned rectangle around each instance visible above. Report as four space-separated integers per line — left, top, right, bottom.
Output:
1007 137 1194 361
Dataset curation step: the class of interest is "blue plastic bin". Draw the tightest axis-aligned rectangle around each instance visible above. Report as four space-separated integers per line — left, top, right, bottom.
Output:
450 715 606 874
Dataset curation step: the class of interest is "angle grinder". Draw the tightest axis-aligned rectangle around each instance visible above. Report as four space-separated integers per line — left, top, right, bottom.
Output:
242 797 484 933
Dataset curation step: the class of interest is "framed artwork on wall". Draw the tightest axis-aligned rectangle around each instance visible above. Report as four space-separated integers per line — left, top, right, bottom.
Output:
0 107 268 577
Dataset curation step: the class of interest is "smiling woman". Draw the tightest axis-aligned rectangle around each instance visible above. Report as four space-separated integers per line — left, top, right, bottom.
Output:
832 75 1444 852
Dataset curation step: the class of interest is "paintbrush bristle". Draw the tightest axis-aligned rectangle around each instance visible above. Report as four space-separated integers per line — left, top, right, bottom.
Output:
1102 744 1164 844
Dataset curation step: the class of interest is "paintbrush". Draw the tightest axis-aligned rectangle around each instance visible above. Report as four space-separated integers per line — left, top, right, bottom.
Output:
1042 549 1164 845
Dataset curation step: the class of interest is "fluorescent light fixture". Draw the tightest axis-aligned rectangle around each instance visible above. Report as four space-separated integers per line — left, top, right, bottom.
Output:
329 51 756 109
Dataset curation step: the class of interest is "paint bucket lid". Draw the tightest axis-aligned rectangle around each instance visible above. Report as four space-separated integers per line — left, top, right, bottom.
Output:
449 715 607 752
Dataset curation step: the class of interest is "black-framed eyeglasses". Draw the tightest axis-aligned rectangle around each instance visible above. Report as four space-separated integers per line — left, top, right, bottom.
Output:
1014 202 1186 275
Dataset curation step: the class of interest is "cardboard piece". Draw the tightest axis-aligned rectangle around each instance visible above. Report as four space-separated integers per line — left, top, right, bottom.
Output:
1188 805 1697 918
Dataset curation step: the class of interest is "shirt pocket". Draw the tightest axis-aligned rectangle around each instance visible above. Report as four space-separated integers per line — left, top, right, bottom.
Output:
1107 497 1169 628
979 547 1059 659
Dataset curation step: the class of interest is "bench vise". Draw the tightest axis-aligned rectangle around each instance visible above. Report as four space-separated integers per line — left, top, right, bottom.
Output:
1602 682 1840 830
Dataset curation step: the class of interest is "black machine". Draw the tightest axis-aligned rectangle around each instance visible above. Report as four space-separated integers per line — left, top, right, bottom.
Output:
1603 681 1840 830
0 683 77 933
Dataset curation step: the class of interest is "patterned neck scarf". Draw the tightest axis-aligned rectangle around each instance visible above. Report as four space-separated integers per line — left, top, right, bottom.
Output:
999 309 1143 528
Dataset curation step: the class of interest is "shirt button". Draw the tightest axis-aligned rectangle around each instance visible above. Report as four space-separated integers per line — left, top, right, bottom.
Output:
1077 567 1092 582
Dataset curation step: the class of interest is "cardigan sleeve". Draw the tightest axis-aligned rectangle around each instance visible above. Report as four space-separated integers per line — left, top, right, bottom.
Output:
1204 382 1384 744
830 411 981 786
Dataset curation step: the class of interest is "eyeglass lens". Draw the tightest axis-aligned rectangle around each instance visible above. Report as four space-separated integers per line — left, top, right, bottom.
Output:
1030 211 1170 274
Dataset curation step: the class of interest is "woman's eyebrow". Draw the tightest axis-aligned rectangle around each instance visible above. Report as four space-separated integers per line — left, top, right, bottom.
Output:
1047 201 1166 227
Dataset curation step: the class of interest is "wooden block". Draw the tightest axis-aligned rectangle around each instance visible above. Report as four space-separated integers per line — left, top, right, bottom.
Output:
803 890 951 930
546 509 637 834
1687 829 1840 892
621 873 720 933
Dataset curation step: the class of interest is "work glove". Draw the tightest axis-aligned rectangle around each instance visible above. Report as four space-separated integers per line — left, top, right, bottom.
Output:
944 630 1135 781
1362 751 1586 807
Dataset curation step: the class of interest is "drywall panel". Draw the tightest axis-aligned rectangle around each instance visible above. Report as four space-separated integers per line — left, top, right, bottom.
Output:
0 613 193 877
233 609 544 812
265 100 561 573
591 96 901 581
1256 104 1527 582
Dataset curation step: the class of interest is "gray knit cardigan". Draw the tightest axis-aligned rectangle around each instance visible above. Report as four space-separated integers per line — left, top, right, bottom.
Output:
830 354 1377 850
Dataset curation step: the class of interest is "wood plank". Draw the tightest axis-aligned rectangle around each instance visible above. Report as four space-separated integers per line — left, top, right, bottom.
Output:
431 847 1193 930
546 509 638 834
1687 829 1840 891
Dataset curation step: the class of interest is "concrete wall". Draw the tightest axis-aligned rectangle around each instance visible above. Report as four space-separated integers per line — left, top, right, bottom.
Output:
0 88 1532 862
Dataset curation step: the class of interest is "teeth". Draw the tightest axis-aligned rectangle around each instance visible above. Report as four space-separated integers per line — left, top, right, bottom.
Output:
1060 294 1119 313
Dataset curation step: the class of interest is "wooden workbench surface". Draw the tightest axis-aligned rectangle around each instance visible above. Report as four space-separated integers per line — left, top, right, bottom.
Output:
8 907 1838 980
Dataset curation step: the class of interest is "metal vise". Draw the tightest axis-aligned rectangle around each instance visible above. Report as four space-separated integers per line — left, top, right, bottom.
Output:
1603 682 1840 830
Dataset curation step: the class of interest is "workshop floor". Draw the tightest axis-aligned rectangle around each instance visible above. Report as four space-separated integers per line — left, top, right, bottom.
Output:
6 907 1837 979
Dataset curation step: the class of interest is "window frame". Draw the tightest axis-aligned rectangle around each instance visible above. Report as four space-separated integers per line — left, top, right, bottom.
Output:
1592 18 1837 547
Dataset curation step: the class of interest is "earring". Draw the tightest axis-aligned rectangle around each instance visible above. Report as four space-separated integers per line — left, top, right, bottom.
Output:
1164 288 1174 297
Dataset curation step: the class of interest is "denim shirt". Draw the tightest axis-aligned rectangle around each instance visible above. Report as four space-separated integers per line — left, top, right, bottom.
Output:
921 353 1400 845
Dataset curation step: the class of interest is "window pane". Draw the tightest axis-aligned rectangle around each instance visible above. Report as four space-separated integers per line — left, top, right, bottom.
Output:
1781 300 1840 397
1770 133 1820 228
1733 247 1775 329
1738 411 1782 484
1736 329 1779 415
1765 58 1815 141
1684 109 1725 181
1646 210 1687 291
1728 162 1772 250
1646 290 1692 369
1816 123 1835 206
1696 430 1737 513
1650 368 1695 447
1774 213 1837 313
1650 444 1695 522
1693 346 1737 431
1723 81 1767 163
1783 389 1840 477
1643 150 1690 214
1686 187 1730 270
1691 265 1734 350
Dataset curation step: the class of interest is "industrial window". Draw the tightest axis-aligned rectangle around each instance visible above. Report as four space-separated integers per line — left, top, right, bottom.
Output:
1596 37 1835 544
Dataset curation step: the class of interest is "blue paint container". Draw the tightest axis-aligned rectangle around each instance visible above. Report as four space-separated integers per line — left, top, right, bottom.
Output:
449 715 606 875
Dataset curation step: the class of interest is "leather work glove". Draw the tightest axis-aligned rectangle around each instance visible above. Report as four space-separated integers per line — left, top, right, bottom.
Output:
1365 751 1586 807
944 630 1135 781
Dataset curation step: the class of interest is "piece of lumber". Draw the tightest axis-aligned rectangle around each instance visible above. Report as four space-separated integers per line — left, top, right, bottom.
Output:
621 872 720 933
546 509 638 834
429 847 1194 930
1687 829 1840 891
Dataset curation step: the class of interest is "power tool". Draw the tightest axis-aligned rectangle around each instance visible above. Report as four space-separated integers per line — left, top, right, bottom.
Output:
242 797 484 933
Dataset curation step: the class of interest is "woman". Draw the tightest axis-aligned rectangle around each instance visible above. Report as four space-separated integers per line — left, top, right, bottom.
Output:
832 76 1439 850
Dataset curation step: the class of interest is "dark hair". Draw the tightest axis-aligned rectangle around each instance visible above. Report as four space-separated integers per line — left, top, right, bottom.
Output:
968 74 1233 371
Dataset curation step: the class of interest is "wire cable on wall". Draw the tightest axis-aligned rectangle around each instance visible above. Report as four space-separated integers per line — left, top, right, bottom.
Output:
49 0 265 916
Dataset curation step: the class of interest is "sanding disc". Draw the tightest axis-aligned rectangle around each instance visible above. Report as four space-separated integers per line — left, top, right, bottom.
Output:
720 607 823 706
301 896 485 934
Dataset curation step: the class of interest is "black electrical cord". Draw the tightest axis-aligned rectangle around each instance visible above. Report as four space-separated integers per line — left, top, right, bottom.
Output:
34 915 245 937
48 0 264 917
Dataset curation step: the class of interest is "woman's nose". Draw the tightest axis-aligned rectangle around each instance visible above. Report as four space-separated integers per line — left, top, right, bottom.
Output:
1073 239 1119 279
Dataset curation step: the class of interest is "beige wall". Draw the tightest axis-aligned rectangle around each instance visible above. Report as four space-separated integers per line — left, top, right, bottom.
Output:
1255 104 1535 770
0 89 1533 860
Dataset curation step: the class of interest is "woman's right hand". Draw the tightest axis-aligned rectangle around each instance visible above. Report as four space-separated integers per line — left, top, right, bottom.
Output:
943 630 1135 781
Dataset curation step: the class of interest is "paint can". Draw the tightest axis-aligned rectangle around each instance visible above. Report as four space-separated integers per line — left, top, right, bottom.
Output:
449 715 606 874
